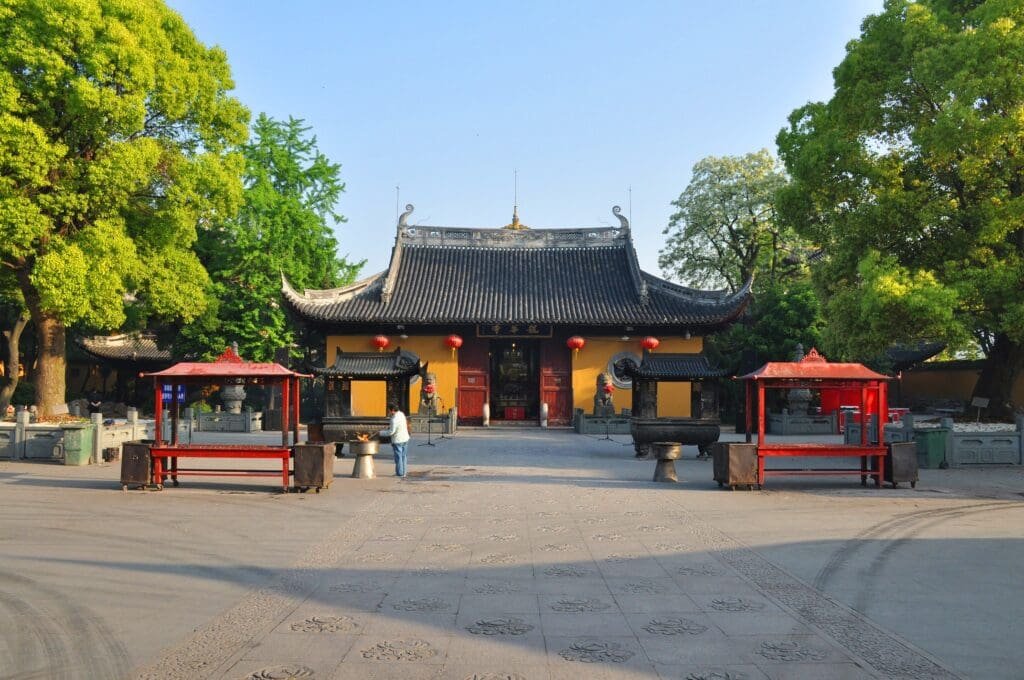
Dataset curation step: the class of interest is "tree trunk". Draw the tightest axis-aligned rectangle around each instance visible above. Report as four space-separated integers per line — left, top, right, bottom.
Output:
972 333 1024 421
18 267 68 417
33 312 67 417
0 310 30 413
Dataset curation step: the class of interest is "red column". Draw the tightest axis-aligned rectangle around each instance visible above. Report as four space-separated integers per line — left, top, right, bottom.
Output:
171 382 180 445
152 378 163 486
744 381 753 444
860 385 869 446
757 382 766 445
292 377 300 445
757 381 767 486
878 381 888 445
281 378 290 447
153 379 163 445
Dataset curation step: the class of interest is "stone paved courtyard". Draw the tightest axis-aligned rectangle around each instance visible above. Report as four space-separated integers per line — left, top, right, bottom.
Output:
2 428 1023 679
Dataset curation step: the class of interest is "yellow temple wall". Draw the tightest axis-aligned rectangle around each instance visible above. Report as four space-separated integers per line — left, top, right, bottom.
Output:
325 335 457 417
570 336 703 417
327 334 704 419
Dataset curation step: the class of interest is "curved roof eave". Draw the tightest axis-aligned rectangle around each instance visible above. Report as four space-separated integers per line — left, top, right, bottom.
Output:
281 271 385 306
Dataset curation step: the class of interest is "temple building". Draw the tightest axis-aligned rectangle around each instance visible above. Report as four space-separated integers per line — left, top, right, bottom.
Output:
283 205 751 425
72 332 173 407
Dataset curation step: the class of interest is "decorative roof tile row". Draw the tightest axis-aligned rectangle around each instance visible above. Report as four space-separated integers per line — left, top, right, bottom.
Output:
313 348 421 379
614 352 730 381
76 333 171 363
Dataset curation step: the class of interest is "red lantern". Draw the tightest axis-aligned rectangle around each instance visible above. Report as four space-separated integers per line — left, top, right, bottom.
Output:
445 334 463 357
372 335 390 352
566 335 586 357
640 336 660 351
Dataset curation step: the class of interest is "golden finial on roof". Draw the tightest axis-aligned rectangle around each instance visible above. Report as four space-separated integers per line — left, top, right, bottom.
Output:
504 205 529 230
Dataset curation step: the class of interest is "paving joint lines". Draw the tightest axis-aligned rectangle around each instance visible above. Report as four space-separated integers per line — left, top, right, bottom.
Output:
672 505 964 679
135 491 396 680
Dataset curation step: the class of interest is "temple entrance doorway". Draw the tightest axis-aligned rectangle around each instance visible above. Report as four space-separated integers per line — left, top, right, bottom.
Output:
489 339 539 421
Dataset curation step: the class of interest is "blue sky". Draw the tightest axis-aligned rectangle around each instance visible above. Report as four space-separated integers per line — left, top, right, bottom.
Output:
168 1 883 281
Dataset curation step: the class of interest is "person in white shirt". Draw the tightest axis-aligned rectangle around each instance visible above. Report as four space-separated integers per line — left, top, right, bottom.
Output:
379 402 411 477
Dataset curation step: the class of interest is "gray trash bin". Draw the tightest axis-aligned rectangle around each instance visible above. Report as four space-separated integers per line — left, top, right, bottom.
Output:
875 442 918 488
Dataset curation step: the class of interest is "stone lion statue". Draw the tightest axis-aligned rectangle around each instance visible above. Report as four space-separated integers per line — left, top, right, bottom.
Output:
419 371 439 416
593 372 615 416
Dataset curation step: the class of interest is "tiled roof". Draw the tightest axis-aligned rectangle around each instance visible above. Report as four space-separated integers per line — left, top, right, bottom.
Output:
614 352 729 381
77 333 171 363
284 212 751 329
739 348 891 382
144 347 309 380
886 342 945 370
313 348 421 379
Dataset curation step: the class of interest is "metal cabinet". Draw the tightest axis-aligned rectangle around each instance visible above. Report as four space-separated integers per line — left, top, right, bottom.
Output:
293 443 336 492
120 441 153 490
711 442 758 490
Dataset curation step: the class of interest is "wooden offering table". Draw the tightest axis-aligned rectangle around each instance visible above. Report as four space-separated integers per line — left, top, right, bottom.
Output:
739 348 891 488
143 346 310 492
150 444 293 491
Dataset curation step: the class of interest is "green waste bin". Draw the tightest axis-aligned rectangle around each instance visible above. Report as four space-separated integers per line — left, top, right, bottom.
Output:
62 423 95 466
914 427 948 469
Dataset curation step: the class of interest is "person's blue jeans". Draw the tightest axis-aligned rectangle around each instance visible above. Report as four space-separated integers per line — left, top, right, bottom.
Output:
392 442 408 477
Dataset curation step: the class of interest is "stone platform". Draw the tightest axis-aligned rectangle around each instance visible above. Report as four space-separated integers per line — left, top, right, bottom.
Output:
1 429 1021 678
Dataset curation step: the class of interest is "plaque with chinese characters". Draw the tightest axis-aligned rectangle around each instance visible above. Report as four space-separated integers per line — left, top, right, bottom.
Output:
476 323 553 338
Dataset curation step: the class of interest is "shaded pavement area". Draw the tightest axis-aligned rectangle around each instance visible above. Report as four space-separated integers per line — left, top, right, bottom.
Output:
1 428 1022 679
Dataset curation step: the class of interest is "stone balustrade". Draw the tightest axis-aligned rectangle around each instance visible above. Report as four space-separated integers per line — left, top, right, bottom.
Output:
844 413 1023 467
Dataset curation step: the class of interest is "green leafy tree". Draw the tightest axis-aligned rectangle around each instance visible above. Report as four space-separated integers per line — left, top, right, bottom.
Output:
714 278 824 367
707 277 824 419
777 0 1024 418
659 150 822 398
0 0 248 414
176 114 362 362
659 150 804 293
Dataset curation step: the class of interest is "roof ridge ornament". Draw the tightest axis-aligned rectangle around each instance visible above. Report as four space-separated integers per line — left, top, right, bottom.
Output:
612 205 628 229
398 203 415 227
504 205 529 230
801 347 827 363
215 344 245 364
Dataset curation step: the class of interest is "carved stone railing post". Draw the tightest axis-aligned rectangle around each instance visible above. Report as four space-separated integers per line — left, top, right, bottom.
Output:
91 412 104 464
14 409 29 459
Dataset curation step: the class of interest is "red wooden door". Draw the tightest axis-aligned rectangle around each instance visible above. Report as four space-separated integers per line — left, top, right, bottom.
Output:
540 340 572 425
458 337 489 425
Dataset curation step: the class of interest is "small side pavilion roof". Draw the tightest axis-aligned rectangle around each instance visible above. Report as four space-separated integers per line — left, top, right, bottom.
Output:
313 348 421 380
738 348 891 382
615 352 729 382
143 346 309 381
77 332 172 364
886 342 946 371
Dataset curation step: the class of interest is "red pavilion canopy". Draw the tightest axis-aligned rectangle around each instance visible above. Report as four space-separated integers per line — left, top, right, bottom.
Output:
142 346 310 381
738 348 892 487
738 348 890 386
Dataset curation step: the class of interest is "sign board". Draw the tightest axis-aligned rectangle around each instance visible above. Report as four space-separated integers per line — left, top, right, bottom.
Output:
476 323 553 338
161 384 186 404
971 397 989 408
